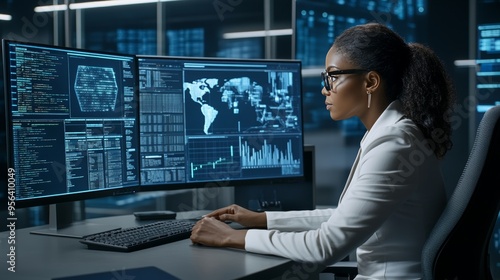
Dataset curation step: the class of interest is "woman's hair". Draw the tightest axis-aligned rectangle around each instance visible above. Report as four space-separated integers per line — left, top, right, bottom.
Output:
333 22 455 159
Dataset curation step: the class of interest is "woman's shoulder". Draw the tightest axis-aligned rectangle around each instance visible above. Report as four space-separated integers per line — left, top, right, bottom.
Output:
370 117 422 141
360 118 435 171
363 101 423 146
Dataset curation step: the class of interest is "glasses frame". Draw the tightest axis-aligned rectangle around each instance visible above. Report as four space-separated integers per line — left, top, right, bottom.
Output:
321 69 369 91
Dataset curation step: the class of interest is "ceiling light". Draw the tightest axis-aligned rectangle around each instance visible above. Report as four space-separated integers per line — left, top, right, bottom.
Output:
35 0 182 12
223 29 293 39
454 59 477 67
0 13 12 21
301 67 324 78
34 4 67 12
69 0 180 10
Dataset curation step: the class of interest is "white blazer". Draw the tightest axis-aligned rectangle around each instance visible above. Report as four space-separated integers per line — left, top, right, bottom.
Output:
245 101 447 279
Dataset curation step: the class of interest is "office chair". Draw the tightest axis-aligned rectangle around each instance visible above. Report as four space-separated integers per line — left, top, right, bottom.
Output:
421 104 500 279
322 105 500 279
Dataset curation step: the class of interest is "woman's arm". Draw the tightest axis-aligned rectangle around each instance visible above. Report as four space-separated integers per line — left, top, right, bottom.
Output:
190 217 248 249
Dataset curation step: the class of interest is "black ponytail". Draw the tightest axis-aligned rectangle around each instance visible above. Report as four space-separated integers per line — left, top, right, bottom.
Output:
400 43 455 159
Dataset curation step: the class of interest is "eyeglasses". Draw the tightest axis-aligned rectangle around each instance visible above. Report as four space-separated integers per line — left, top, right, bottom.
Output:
321 69 369 91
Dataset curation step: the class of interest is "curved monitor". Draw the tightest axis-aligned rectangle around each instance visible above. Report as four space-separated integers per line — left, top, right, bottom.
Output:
137 56 305 191
3 40 140 209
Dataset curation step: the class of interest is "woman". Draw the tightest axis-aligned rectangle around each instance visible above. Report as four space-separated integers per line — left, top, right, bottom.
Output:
190 22 455 279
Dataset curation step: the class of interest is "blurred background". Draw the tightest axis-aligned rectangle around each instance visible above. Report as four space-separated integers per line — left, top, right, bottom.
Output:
0 0 499 276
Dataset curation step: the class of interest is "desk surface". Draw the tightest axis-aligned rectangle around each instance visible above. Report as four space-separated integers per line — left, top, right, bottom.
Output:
0 212 317 280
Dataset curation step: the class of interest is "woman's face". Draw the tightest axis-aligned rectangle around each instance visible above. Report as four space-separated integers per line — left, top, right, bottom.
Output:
322 46 368 121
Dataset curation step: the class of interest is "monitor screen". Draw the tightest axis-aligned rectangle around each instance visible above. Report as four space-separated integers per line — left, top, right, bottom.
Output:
3 40 140 208
475 23 500 127
137 56 305 189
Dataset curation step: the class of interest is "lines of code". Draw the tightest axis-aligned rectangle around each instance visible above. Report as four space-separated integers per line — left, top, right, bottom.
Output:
5 42 140 202
13 47 69 114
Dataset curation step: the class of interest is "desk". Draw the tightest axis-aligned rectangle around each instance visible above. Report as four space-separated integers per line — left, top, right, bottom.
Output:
0 213 320 280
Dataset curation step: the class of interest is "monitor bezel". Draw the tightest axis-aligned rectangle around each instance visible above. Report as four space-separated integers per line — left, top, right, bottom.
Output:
2 39 141 209
136 54 307 192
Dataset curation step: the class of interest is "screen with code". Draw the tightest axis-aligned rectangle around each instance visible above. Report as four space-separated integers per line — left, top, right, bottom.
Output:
3 40 140 207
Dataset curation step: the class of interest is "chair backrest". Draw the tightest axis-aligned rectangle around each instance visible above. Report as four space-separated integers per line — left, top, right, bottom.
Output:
421 105 500 280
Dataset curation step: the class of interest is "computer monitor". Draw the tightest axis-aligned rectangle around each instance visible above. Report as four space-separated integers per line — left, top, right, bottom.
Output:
137 55 305 194
475 23 500 129
2 39 140 237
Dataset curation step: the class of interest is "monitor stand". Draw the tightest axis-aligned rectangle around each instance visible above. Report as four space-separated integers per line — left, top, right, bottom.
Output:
30 203 121 239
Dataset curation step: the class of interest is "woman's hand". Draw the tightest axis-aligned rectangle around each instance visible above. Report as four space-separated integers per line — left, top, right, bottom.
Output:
190 217 247 249
203 204 267 229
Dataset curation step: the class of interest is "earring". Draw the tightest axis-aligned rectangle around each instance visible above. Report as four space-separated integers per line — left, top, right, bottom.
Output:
367 91 372 108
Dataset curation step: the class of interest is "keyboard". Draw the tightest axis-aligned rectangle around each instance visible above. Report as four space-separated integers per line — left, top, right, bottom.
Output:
80 219 196 252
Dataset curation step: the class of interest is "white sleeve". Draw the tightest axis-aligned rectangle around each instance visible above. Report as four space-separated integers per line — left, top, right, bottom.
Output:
265 208 336 231
245 214 358 265
245 125 422 265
